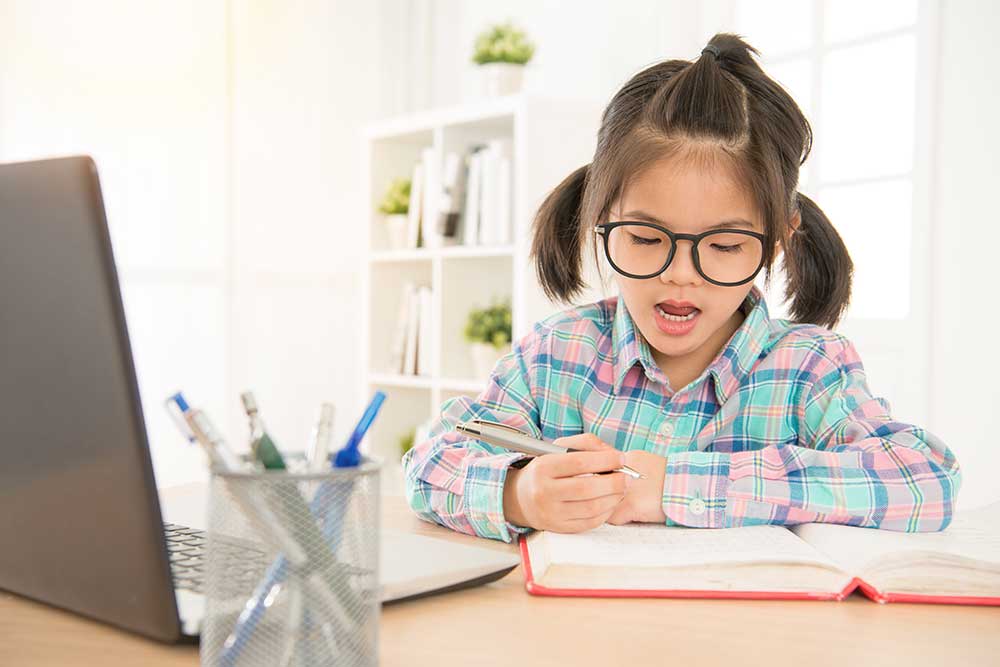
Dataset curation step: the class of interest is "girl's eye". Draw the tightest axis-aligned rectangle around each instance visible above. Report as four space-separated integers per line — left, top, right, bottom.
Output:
628 233 660 246
709 243 743 253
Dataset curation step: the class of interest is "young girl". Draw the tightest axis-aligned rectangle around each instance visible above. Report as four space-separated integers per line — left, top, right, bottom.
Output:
401 33 962 543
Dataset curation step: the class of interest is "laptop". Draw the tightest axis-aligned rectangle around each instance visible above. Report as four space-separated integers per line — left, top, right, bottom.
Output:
0 155 520 642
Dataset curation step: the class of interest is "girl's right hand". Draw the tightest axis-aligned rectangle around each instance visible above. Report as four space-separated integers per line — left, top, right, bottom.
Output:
502 433 632 533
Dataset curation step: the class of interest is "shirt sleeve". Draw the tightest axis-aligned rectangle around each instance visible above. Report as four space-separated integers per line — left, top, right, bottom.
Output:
661 336 962 532
400 325 547 543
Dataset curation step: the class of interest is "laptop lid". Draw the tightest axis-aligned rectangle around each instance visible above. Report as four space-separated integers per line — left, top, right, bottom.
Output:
0 156 183 642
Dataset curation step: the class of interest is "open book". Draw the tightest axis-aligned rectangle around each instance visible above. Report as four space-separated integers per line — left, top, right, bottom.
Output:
520 501 1000 605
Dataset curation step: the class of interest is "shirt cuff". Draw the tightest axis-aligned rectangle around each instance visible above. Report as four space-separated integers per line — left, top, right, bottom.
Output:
463 451 532 543
661 451 730 528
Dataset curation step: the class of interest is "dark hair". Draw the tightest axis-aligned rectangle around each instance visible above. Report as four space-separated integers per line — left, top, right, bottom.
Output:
528 33 853 329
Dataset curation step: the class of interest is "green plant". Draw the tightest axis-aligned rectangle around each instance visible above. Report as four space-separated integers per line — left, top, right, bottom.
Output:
463 299 512 349
399 428 416 458
378 178 410 215
471 22 535 65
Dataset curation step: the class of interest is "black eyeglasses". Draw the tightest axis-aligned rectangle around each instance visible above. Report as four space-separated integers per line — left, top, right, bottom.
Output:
594 222 766 287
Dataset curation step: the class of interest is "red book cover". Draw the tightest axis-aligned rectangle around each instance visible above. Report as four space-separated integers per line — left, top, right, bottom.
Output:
519 536 1000 606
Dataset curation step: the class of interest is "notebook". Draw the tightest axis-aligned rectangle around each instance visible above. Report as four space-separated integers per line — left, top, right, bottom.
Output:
520 501 1000 605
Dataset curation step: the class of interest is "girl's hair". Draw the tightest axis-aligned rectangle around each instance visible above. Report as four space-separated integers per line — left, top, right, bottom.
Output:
529 33 853 329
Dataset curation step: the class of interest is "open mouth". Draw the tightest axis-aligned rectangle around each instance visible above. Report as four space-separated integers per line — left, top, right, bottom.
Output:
654 303 700 322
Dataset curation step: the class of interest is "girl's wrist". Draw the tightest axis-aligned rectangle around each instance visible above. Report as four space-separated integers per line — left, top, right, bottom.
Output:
503 467 530 528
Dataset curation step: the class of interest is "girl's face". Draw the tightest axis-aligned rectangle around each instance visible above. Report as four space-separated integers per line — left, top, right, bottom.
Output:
609 153 763 370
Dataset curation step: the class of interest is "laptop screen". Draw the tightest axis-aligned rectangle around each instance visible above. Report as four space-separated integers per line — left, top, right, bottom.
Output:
0 156 182 641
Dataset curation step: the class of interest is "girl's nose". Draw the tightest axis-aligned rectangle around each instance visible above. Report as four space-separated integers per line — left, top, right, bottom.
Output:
658 240 702 286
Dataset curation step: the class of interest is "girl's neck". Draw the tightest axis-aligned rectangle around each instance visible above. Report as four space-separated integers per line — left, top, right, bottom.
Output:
652 304 746 394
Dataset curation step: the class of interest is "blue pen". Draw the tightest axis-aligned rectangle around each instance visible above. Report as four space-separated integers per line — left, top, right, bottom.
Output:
216 391 386 665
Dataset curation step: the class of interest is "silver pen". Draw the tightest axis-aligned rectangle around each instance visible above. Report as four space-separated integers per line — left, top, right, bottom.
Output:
456 419 645 479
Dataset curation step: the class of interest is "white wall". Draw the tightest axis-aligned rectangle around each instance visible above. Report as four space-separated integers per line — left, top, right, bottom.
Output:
0 1 392 488
930 0 1000 509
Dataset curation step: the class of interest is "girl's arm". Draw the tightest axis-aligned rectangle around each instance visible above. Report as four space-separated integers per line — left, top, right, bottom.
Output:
659 336 962 532
401 325 545 543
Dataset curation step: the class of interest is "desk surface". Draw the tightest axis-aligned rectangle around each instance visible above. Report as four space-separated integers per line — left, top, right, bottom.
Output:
3 485 998 667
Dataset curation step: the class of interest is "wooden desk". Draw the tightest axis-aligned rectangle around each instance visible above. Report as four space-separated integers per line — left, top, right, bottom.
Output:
3 486 997 666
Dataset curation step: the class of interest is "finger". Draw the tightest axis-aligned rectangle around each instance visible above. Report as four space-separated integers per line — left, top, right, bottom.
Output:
552 432 612 452
545 449 626 479
561 493 625 520
559 505 619 532
551 471 628 501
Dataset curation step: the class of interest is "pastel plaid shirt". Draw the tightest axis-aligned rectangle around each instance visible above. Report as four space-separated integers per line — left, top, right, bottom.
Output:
401 284 962 543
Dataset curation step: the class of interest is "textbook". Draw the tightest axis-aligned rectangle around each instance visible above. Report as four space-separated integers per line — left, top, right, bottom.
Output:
520 501 1000 605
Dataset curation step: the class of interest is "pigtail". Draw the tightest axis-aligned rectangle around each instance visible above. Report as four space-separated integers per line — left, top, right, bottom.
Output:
529 164 589 304
783 192 853 329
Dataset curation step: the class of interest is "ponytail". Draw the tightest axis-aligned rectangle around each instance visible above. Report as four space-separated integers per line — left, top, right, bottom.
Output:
529 164 590 304
783 192 853 329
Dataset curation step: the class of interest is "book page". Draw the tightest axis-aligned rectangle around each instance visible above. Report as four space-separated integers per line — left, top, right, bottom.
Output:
790 501 1000 575
542 523 844 571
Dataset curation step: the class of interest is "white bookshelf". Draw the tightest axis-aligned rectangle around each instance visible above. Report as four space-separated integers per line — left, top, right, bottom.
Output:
360 92 607 464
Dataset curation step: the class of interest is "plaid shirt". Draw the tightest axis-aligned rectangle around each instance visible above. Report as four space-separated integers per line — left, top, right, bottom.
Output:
401 285 962 543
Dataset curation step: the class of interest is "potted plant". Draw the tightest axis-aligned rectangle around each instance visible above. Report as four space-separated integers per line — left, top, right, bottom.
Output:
463 299 512 378
378 178 411 250
471 21 535 97
398 427 416 459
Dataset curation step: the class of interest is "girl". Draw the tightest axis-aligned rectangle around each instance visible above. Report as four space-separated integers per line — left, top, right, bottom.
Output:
401 33 962 543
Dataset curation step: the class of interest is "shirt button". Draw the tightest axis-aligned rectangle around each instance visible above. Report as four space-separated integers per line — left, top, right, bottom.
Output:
658 421 674 437
689 498 706 515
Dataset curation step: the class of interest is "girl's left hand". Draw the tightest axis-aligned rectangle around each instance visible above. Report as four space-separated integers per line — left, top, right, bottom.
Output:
607 450 667 525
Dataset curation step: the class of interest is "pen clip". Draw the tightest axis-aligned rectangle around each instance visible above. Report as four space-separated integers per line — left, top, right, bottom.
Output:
467 418 527 436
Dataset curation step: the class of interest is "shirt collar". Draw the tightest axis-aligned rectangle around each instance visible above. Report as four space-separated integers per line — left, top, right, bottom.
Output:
610 284 772 403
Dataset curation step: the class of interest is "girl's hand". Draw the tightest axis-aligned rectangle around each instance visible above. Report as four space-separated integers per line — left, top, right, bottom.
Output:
607 450 667 525
502 433 633 533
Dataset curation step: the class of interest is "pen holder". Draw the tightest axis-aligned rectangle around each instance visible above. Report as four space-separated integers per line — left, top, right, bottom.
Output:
200 456 382 667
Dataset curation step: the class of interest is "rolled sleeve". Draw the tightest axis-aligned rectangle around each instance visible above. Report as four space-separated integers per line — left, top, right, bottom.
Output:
401 325 547 543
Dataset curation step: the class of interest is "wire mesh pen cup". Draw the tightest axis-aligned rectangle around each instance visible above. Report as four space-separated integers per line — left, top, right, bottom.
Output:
200 455 382 667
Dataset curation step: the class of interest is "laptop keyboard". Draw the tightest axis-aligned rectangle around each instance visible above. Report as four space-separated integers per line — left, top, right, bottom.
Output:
164 522 273 596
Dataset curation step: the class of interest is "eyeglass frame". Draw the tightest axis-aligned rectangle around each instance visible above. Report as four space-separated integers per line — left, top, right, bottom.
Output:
593 221 767 287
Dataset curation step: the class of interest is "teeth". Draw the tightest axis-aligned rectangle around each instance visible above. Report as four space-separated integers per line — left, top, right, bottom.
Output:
656 305 699 322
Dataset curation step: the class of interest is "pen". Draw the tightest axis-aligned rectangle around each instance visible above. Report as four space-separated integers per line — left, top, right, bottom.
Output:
308 403 336 472
456 419 646 479
241 391 286 470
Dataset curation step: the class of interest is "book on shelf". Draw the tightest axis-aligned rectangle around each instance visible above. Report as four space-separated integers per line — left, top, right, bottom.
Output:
454 139 511 248
402 284 421 375
521 500 1000 606
420 146 441 250
388 282 415 373
406 162 424 249
415 285 433 376
438 151 465 247
389 282 433 376
461 145 485 246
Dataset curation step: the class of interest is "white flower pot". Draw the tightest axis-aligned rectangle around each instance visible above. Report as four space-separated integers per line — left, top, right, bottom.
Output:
480 62 525 98
470 341 512 378
384 213 408 250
